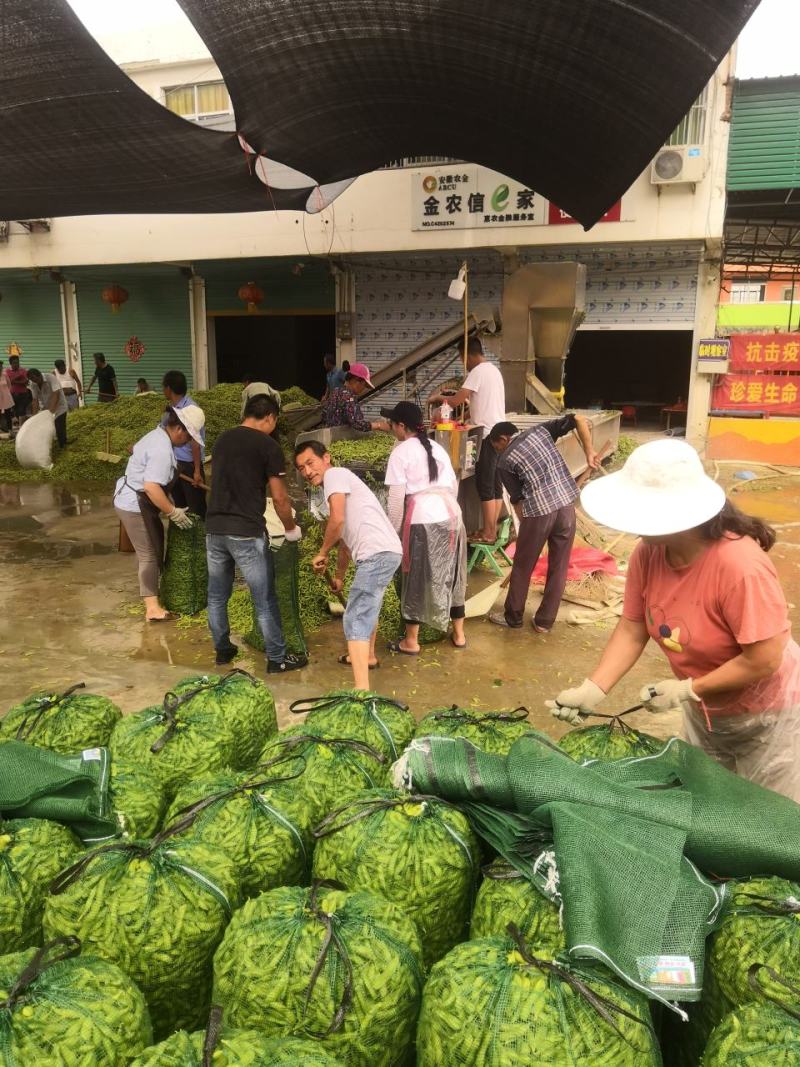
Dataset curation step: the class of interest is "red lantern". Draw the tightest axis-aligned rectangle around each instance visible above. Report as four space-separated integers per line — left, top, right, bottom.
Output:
238 280 264 314
102 284 129 314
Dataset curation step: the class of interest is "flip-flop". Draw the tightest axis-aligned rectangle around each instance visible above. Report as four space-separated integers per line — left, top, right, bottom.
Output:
387 640 420 656
146 612 178 623
450 636 467 650
337 654 380 669
468 536 495 545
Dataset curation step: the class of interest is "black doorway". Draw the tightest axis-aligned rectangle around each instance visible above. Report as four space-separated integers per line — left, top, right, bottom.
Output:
564 329 692 425
214 314 335 397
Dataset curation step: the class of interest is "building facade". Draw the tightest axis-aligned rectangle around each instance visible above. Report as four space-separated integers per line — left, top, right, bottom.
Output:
0 45 734 444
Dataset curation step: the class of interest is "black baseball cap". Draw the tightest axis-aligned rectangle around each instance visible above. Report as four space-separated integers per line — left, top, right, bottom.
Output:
380 401 425 428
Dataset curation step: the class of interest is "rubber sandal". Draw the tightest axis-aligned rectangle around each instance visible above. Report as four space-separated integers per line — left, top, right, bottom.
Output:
387 640 420 656
531 623 551 633
337 654 380 669
450 636 467 649
146 612 178 623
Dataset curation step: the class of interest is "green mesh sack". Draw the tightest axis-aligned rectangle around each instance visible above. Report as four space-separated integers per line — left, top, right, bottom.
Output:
312 789 478 967
471 858 566 955
702 997 800 1066
258 729 390 825
415 705 533 755
165 766 311 899
43 828 240 1039
669 876 800 1067
0 818 80 954
160 517 208 616
131 1017 348 1067
244 541 307 658
289 691 415 760
417 931 661 1067
0 937 152 1066
108 687 236 803
109 761 168 839
1 682 122 753
213 883 424 1067
558 717 665 762
169 670 277 770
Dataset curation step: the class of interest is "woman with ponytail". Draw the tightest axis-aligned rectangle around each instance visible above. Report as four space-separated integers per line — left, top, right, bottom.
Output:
382 401 467 653
548 439 800 801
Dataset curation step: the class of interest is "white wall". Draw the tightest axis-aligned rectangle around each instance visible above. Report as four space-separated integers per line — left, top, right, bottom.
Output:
0 55 733 272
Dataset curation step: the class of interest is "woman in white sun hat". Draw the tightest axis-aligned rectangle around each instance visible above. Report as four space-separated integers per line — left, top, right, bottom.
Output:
114 404 206 622
547 438 800 801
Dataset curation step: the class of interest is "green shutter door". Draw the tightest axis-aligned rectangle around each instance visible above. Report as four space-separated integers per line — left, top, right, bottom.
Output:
0 282 65 372
728 79 800 191
76 276 192 400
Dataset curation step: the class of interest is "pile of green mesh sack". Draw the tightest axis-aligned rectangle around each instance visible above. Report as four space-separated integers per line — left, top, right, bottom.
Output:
415 705 533 755
109 670 276 801
0 817 80 953
160 517 209 616
213 884 424 1067
312 788 479 966
668 875 800 1067
470 858 566 956
290 691 416 761
558 717 665 762
417 930 661 1066
0 683 121 752
0 937 152 1065
43 830 240 1039
132 1028 349 1066
258 727 391 825
165 768 312 900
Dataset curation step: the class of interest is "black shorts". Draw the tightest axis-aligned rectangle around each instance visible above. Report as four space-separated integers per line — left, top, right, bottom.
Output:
475 438 501 502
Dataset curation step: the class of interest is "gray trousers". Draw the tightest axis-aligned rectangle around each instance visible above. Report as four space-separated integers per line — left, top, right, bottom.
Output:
504 505 576 629
116 506 161 598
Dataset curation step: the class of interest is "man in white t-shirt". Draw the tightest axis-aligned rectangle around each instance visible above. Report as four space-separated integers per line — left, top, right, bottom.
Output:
295 439 402 690
27 368 68 448
430 336 506 542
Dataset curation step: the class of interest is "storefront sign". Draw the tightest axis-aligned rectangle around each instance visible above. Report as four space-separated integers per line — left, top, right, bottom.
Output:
547 201 622 225
728 333 800 372
697 338 731 361
712 373 800 415
412 166 547 230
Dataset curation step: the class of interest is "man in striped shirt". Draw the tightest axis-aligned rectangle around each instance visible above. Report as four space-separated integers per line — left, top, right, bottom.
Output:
487 413 598 632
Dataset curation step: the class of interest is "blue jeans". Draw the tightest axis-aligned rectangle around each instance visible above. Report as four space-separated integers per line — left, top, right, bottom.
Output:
206 534 286 663
344 551 402 641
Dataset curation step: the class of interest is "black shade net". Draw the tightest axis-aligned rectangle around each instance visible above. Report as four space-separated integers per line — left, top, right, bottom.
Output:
1 0 759 225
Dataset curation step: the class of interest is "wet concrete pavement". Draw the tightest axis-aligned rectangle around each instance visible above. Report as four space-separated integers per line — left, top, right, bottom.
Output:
1 473 799 742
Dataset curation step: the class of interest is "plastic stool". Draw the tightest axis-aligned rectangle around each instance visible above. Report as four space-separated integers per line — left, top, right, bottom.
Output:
467 516 514 577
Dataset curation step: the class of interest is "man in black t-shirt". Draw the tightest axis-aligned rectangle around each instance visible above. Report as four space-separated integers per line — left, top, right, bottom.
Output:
206 394 307 674
87 353 118 402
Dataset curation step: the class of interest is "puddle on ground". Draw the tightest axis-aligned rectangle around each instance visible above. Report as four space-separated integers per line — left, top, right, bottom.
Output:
0 535 116 563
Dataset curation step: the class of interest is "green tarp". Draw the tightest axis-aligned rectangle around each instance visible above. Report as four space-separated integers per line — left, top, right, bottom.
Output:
401 732 800 1009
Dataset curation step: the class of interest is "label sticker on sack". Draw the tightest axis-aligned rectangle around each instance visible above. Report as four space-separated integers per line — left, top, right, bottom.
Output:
81 748 102 762
637 956 696 987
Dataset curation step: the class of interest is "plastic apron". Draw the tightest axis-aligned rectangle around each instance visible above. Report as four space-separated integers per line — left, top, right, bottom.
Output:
400 487 466 631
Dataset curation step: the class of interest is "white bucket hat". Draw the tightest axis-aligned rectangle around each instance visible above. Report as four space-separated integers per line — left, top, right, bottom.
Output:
173 404 205 445
580 438 726 536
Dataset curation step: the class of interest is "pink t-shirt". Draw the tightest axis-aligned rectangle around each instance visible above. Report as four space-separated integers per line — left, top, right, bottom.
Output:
623 534 800 715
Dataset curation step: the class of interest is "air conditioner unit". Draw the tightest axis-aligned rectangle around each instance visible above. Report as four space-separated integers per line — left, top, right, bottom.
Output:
650 146 707 185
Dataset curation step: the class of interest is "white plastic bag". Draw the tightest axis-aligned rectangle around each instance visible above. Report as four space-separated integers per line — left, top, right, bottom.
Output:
15 410 56 470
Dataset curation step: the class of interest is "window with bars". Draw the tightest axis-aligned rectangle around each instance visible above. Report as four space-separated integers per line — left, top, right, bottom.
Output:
665 85 709 146
729 282 766 304
164 81 231 121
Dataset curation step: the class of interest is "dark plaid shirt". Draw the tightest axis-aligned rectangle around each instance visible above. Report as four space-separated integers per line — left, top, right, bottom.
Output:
322 386 370 432
497 414 579 518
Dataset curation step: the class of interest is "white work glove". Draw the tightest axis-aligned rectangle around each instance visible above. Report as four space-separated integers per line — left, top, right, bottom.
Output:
283 525 302 543
545 678 606 726
168 506 194 530
640 678 699 714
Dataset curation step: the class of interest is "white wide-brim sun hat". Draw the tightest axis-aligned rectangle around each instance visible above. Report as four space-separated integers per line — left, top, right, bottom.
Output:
581 438 726 537
173 404 206 446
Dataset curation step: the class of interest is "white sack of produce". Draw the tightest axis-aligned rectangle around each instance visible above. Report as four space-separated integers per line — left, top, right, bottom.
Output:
15 410 56 470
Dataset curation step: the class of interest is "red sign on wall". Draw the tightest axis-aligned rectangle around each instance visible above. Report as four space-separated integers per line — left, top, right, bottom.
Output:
712 373 800 415
729 333 800 371
548 200 622 225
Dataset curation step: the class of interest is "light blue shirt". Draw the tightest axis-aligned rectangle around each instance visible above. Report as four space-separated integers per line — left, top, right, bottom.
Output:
114 427 176 512
162 394 205 464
